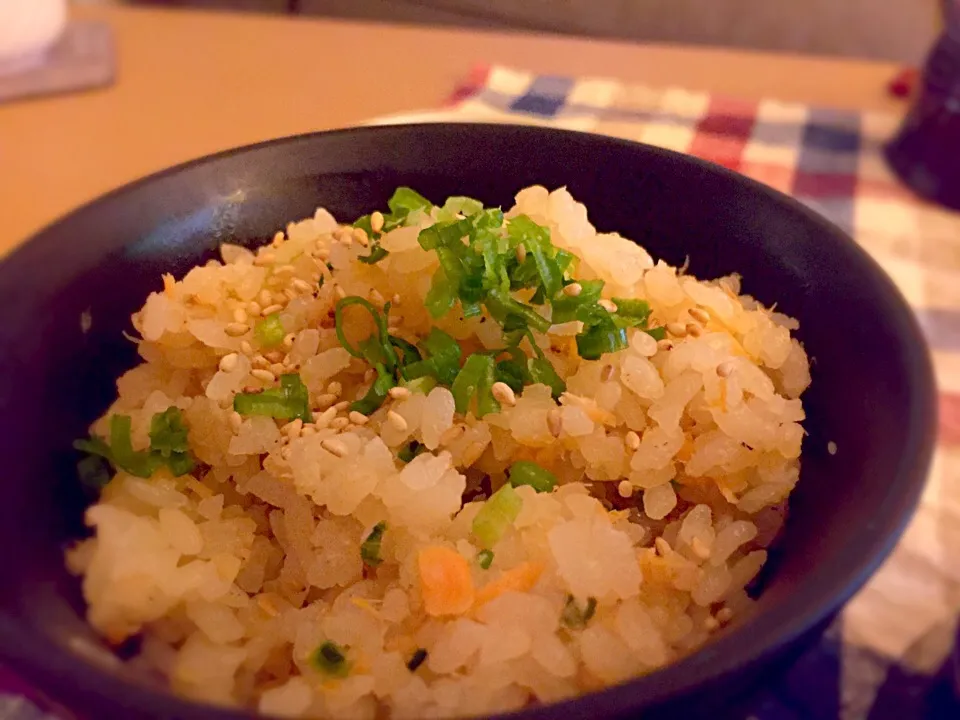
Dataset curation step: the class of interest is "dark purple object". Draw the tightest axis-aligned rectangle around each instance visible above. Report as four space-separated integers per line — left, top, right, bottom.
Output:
885 4 960 210
0 124 936 719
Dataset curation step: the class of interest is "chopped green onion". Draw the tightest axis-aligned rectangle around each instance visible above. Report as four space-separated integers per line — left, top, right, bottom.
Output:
109 414 163 478
551 279 604 324
477 549 494 570
350 363 395 415
451 353 500 417
254 313 285 348
527 357 566 399
424 269 456 319
402 377 437 396
403 328 461 386
471 484 523 548
387 187 432 221
406 648 428 672
234 373 312 423
389 336 422 365
576 324 628 360
611 298 652 322
77 454 111 491
334 297 398 370
508 461 557 493
358 245 389 264
442 195 484 217
561 595 598 629
309 641 350 677
397 440 424 463
494 358 526 394
645 326 667 341
149 407 190 458
361 522 387 567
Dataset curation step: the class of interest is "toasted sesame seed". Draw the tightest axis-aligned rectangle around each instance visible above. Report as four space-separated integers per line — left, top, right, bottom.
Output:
282 418 303 438
229 411 243 431
314 407 337 427
326 381 343 396
654 537 672 556
239 340 254 355
716 361 736 378
321 438 348 458
219 353 239 373
491 382 516 407
617 480 634 498
282 333 295 350
251 369 276 383
334 400 350 412
348 411 369 425
388 386 410 400
232 308 248 324
600 364 614 382
547 407 563 437
690 536 712 560
265 351 284 363
262 303 284 316
370 211 384 233
439 424 466 446
258 289 273 306
515 243 527 263
598 299 618 313
330 417 349 430
247 301 262 317
292 278 313 294
827 441 838 455
252 354 270 369
686 323 703 338
666 322 687 338
562 283 582 297
225 322 249 337
689 307 711 324
386 411 408 432
353 228 369 246
624 430 641 450
334 285 347 300
716 608 733 624
269 363 286 376
314 393 336 408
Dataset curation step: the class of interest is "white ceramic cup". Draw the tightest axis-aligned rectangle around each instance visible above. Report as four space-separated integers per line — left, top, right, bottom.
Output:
0 0 68 75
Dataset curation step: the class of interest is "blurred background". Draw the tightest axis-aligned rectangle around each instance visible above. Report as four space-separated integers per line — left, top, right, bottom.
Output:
86 0 939 63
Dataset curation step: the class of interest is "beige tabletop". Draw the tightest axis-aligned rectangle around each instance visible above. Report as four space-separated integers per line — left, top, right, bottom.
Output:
0 4 905 251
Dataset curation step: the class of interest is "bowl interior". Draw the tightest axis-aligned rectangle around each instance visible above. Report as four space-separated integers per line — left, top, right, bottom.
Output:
0 124 935 719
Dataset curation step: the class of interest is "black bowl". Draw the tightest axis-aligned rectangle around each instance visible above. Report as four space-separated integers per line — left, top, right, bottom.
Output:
0 124 935 720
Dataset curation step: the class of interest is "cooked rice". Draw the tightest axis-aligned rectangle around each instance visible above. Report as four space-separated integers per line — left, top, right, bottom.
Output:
66 186 810 718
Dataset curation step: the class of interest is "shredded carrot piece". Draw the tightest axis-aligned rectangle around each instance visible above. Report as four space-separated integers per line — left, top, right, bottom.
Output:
474 561 543 607
418 546 475 616
162 273 176 297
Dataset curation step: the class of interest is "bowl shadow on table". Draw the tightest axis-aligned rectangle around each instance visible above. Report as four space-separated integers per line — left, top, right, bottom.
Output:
0 124 935 719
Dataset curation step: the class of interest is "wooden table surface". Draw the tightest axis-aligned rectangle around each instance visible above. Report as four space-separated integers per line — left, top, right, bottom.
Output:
0 4 905 250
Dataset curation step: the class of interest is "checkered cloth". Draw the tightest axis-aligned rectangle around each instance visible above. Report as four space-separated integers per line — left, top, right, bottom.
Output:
375 65 960 718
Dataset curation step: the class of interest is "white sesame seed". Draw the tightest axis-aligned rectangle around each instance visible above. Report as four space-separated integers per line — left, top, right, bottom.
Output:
348 411 369 425
269 363 286 376
617 480 634 498
334 400 350 412
264 351 284 363
386 411 408 432
271 231 285 248
689 307 711 324
315 393 336 408
300 425 317 437
600 364 614 382
491 382 516 407
334 285 347 300
239 340 254 355
225 322 249 337
253 253 276 267
370 211 384 233
292 278 313 294
654 537 671 556
251 368 276 383
229 411 243 431
686 323 703 338
666 322 687 338
515 243 527 263
252 354 269 369
704 616 720 631
827 441 838 455
562 283 582 297
439 424 466 446
691 536 712 560
353 228 369 246
282 333 295 350
326 381 343 396
716 361 736 378
598 299 618 313
262 303 284 316
330 417 349 430
388 386 410 400
547 407 563 437
363 369 375 383
246 301 262 317
716 608 733 624
258 289 273 306
283 288 297 302
624 430 641 450
370 289 385 305
321 438 348 458
282 418 303 438
219 353 239 373
314 406 337 427
391 294 401 306
274 264 296 276
232 308 248 324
